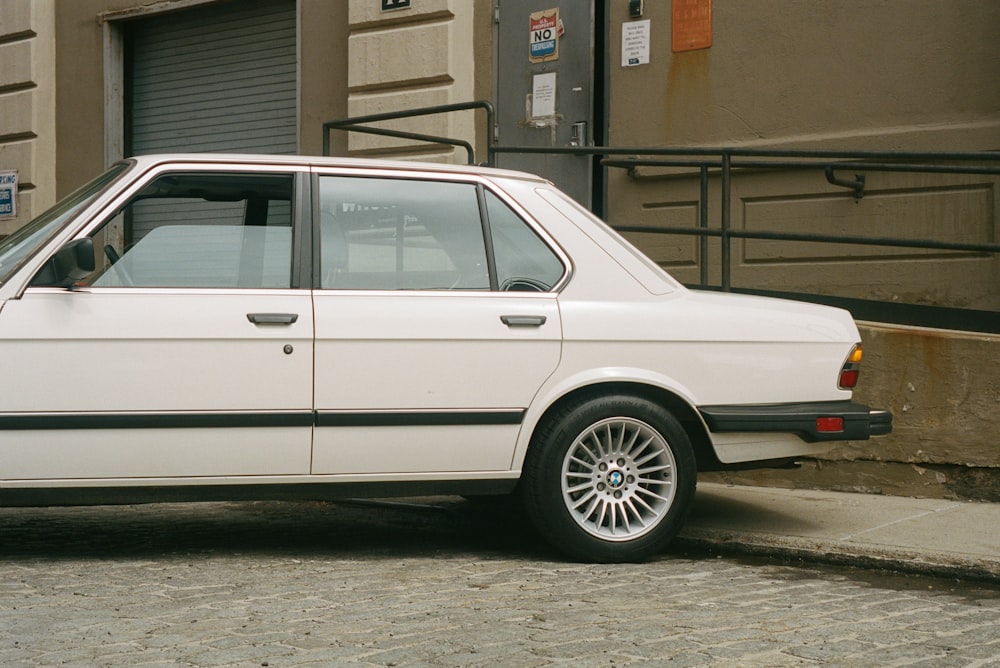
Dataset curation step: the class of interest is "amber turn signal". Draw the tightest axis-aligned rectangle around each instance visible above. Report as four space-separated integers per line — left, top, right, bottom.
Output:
838 345 862 389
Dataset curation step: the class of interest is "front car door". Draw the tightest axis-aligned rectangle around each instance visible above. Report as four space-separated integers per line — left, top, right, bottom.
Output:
0 164 314 483
310 169 566 476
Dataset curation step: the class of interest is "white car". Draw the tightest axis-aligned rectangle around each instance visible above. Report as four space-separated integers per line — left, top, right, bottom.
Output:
0 155 891 561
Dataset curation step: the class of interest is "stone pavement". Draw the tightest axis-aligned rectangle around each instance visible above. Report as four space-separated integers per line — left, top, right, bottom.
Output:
679 483 1000 583
2 487 999 667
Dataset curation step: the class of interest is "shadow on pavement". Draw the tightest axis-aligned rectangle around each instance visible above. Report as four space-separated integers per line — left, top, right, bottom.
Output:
0 497 555 562
684 486 819 534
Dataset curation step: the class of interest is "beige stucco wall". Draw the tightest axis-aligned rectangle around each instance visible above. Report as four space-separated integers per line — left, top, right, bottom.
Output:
55 0 136 196
606 1 1000 311
608 1 1000 151
299 0 350 156
0 0 56 233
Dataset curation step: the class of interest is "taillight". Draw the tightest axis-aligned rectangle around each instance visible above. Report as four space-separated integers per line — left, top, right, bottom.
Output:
838 345 863 389
816 416 845 433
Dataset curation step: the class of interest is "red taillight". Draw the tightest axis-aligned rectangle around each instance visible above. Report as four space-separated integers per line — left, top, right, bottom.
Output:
816 416 845 433
838 345 863 389
839 369 859 389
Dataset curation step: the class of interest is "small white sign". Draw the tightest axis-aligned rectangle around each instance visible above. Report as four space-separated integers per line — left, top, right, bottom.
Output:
622 20 651 67
531 72 557 118
0 171 17 220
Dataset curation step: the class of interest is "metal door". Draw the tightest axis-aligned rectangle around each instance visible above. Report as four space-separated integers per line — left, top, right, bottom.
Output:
127 0 297 155
494 1 597 206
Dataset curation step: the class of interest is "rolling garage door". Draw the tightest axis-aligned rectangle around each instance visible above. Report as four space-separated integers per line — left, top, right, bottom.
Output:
128 0 297 155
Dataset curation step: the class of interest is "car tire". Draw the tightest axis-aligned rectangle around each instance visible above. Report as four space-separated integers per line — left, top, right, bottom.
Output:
521 394 697 563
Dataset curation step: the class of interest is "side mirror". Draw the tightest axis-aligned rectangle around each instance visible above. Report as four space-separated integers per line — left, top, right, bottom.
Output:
31 237 96 288
53 237 96 286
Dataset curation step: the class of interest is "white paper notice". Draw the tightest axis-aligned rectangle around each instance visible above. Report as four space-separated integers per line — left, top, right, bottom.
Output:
532 72 557 118
622 20 651 67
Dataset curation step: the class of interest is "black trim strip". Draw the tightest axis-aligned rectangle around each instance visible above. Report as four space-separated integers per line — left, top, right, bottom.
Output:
698 401 893 443
0 412 316 431
0 410 526 431
316 410 525 427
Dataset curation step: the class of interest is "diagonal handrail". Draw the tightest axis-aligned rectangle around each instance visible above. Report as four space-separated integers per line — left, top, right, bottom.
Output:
322 102 999 331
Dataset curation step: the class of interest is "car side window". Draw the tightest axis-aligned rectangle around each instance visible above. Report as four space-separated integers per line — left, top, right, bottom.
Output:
83 172 294 289
485 190 564 292
319 176 489 290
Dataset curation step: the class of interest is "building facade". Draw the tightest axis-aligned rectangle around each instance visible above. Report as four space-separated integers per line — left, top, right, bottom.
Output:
0 0 56 229
2 0 998 498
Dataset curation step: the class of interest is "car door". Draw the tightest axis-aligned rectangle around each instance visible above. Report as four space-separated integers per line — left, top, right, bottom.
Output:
310 171 565 475
0 166 314 482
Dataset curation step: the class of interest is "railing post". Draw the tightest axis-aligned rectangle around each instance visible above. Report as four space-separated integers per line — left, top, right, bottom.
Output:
699 165 709 287
485 103 497 167
720 151 732 291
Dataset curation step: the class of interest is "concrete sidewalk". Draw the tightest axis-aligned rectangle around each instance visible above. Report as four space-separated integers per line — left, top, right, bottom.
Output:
677 482 1000 583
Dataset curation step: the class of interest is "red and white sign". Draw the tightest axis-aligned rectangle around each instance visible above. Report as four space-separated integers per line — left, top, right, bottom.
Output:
529 9 560 63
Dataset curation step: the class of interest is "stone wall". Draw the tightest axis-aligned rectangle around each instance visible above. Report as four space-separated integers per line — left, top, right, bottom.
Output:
0 0 55 233
344 0 477 162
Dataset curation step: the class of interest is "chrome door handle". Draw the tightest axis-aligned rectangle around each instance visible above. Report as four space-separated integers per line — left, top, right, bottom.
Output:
501 315 547 327
247 313 299 325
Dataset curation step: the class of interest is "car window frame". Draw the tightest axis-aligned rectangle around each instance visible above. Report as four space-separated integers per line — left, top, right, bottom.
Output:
309 168 570 293
36 164 313 293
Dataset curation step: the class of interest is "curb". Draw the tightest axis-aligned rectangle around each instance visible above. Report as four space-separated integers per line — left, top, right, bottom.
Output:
674 529 1000 585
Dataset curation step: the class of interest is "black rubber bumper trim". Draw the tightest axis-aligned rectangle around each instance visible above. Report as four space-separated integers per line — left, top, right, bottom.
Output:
698 400 893 442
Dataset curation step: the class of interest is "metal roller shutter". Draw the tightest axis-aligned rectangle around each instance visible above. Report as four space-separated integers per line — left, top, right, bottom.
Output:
128 0 297 155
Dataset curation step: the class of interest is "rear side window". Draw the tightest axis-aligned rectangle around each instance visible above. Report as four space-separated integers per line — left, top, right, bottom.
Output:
318 176 489 290
485 190 564 292
318 175 564 292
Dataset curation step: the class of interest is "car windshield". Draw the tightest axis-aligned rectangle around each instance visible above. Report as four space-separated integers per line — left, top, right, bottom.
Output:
0 161 131 286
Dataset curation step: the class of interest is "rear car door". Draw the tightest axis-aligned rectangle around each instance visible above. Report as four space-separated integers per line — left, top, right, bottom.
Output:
0 165 314 482
310 170 565 475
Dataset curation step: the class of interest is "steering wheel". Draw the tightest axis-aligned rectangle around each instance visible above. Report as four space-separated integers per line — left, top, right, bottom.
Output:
499 276 550 292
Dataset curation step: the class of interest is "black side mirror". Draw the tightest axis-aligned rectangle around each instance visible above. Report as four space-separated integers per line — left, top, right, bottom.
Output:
31 237 96 288
53 237 96 287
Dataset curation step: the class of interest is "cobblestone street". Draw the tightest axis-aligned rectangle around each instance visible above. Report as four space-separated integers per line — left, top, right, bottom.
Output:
2 498 998 667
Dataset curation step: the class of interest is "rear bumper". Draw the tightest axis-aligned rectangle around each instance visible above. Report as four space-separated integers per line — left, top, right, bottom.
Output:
698 400 893 443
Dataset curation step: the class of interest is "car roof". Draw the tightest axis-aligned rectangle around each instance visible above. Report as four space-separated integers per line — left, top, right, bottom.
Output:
124 153 551 184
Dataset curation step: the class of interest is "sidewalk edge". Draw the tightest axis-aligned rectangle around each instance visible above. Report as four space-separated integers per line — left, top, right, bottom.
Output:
674 529 1000 585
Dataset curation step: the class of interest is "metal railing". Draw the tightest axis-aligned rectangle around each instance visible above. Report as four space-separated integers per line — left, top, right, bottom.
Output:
323 101 495 166
323 102 1000 333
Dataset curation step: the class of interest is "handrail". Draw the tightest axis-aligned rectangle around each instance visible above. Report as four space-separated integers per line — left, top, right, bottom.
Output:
323 100 495 165
602 149 1000 332
321 103 999 332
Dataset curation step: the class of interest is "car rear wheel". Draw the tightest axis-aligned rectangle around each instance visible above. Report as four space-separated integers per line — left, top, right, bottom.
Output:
522 394 697 562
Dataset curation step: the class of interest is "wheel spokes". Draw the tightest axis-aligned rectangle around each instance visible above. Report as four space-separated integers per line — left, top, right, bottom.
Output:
561 417 679 542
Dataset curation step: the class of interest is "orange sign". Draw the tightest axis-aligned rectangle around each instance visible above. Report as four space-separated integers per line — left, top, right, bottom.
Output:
672 0 712 53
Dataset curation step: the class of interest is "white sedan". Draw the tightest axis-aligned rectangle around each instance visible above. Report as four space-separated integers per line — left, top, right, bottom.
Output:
0 155 891 561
